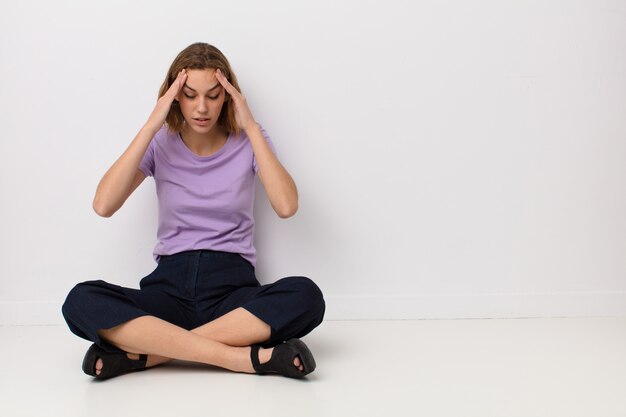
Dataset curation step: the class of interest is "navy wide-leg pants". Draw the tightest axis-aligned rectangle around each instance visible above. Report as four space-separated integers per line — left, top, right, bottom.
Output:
62 250 326 352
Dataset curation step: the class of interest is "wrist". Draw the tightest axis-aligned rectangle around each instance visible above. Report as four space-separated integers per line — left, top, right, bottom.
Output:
141 123 161 136
243 120 259 134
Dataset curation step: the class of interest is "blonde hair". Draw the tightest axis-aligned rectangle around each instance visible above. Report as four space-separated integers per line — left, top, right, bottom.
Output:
158 42 242 137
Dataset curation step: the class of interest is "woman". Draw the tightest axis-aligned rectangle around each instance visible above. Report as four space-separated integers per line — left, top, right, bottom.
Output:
62 42 326 380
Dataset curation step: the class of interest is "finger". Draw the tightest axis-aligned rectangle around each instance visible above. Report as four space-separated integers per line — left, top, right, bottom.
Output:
214 69 231 91
215 69 238 97
169 69 187 98
176 69 187 87
178 70 188 88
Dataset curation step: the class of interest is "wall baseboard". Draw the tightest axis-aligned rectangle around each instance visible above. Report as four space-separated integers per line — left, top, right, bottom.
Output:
2 292 625 326
324 292 626 320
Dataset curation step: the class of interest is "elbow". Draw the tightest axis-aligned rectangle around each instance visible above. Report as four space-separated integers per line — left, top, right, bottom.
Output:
276 186 299 219
277 201 298 219
92 198 114 218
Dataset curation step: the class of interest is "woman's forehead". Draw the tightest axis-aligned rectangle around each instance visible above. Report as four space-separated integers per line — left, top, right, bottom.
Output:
183 69 220 92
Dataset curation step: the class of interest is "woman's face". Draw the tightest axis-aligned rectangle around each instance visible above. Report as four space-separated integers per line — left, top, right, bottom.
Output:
176 68 226 134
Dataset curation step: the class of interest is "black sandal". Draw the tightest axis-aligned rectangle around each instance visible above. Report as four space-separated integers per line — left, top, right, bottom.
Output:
250 338 316 378
82 343 148 380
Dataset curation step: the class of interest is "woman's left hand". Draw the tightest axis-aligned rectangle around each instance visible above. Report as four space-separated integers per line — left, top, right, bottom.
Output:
215 68 257 132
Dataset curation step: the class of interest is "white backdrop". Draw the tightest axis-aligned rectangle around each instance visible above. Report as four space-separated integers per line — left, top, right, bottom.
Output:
1 0 625 325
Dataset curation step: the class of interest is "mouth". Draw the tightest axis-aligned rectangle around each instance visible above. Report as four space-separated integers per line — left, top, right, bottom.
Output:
193 118 211 126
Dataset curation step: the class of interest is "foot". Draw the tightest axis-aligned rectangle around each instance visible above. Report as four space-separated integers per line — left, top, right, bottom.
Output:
242 346 304 374
82 344 148 379
245 339 315 378
94 353 143 376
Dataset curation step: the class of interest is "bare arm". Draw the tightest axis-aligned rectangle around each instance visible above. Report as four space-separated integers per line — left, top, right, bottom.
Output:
247 123 298 218
92 126 155 217
213 68 298 218
92 68 189 217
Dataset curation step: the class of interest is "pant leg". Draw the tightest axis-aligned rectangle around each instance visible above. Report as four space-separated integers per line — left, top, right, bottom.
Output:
203 276 326 347
61 261 197 352
61 280 151 352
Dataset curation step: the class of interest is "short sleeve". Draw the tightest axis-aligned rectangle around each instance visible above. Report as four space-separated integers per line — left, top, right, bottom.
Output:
139 137 156 177
253 123 277 175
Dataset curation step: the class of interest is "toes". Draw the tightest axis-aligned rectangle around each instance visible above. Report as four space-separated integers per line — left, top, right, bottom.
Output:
293 356 304 372
95 358 103 375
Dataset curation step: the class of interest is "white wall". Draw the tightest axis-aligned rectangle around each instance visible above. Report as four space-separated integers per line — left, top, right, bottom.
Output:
1 0 625 325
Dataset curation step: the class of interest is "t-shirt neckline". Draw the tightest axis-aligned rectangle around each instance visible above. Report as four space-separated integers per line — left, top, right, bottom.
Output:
176 130 232 160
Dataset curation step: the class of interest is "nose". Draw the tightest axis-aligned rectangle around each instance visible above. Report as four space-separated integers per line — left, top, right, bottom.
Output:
197 98 209 113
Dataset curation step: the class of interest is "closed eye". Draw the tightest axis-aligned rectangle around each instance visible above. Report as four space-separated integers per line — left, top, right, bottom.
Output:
184 93 219 100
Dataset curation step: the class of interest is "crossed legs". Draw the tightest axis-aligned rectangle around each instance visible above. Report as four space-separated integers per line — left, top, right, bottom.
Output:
96 307 304 375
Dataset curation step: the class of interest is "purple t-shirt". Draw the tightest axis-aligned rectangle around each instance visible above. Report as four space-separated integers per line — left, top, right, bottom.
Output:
138 123 276 267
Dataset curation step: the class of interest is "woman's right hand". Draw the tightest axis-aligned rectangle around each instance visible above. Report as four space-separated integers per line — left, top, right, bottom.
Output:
144 68 188 132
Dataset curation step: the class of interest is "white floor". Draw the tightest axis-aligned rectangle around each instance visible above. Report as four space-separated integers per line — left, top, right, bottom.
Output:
1 318 626 417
